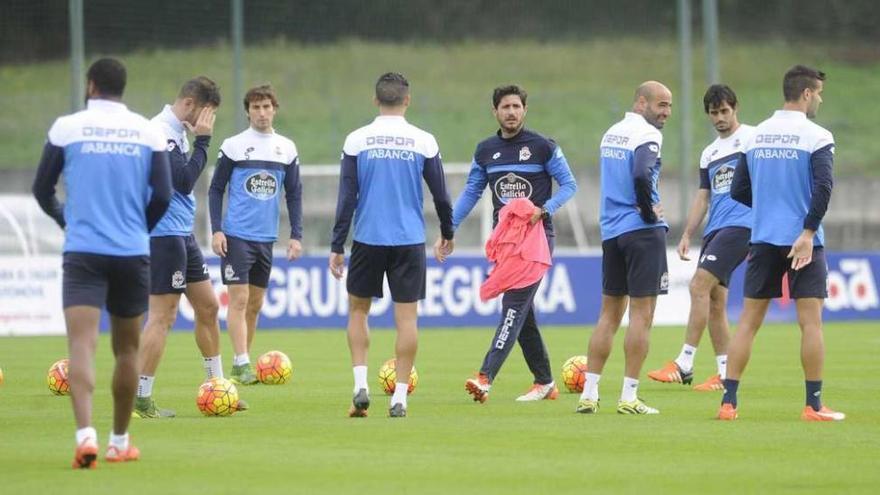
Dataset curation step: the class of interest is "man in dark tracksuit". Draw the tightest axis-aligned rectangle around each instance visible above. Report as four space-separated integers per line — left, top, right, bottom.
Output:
453 85 577 403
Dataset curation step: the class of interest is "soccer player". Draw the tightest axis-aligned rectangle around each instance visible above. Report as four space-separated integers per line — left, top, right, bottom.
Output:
133 77 237 418
32 57 172 467
453 85 577 403
209 84 303 385
330 72 454 418
647 84 754 391
577 81 672 415
719 65 843 421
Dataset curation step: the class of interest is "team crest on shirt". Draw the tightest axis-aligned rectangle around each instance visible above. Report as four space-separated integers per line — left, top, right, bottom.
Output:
494 173 533 204
166 141 176 152
275 145 283 156
244 170 278 200
171 270 185 289
660 272 669 291
712 164 735 194
224 265 239 282
734 139 741 148
518 146 531 161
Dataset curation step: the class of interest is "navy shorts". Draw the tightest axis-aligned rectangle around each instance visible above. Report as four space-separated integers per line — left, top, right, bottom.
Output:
602 227 669 297
347 241 426 303
744 243 828 299
220 235 273 288
150 234 209 295
698 227 750 288
63 252 150 317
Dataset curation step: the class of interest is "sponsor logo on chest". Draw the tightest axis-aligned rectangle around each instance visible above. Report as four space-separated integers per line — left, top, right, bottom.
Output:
493 172 533 203
244 170 278 200
712 164 735 194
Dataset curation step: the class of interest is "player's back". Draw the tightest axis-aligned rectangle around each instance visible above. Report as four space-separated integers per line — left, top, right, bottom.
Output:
745 110 833 246
48 100 166 256
599 112 666 240
343 116 439 246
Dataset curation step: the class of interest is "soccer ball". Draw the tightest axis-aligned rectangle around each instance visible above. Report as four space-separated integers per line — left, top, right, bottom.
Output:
255 350 292 384
196 377 239 416
377 358 418 395
561 355 589 393
47 358 70 396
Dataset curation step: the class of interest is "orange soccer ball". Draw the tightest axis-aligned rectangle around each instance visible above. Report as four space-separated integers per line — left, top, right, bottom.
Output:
561 355 589 393
255 350 293 385
47 358 70 396
196 377 239 416
377 359 418 395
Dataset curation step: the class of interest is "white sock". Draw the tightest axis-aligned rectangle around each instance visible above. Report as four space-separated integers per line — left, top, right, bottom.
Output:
233 353 250 367
580 372 601 401
353 365 368 393
391 382 408 407
674 344 697 372
621 377 639 402
716 354 728 379
137 375 154 398
204 355 223 379
109 432 129 451
75 426 97 446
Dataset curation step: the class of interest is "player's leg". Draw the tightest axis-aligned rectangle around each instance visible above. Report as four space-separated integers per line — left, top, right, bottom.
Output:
245 284 266 352
345 242 385 417
135 293 180 418
692 283 730 391
184 234 223 379
618 295 660 414
514 306 559 401
386 244 425 417
222 237 258 384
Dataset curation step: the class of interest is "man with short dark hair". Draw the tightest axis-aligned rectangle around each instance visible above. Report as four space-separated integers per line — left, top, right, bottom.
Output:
720 65 843 421
455 84 577 403
577 81 672 415
134 76 238 418
330 72 454 418
32 57 172 467
209 84 303 386
648 84 754 391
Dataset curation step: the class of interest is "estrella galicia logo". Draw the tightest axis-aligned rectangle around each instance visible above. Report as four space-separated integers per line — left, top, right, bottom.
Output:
493 172 532 204
712 164 735 194
244 170 278 200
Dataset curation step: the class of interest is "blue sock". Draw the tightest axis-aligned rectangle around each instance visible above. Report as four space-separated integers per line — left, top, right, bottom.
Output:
805 380 823 411
722 378 739 407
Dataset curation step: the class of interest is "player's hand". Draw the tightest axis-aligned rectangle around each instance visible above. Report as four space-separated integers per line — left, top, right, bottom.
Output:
529 206 543 225
184 107 216 137
329 252 345 280
787 230 815 270
212 232 227 257
678 236 691 261
434 236 454 263
287 239 303 261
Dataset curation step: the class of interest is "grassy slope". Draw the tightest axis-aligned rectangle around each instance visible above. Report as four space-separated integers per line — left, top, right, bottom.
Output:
0 39 877 174
1 322 878 494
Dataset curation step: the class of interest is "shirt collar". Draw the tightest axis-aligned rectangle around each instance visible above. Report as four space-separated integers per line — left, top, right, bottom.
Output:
774 109 807 120
158 104 185 135
87 99 127 112
374 115 407 123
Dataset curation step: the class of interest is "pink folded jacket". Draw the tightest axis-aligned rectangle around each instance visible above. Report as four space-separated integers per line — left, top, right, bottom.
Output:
480 198 552 302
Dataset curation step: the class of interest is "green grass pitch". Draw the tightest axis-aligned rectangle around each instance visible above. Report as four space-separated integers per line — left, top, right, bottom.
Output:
1 322 878 494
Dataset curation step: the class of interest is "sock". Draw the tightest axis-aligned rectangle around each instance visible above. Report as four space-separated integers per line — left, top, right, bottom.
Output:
580 372 600 401
204 355 223 379
722 378 739 407
233 353 250 367
353 365 368 393
109 432 129 451
76 426 97 446
805 380 823 411
391 382 408 407
620 376 639 403
716 354 728 379
137 375 154 398
674 344 697 372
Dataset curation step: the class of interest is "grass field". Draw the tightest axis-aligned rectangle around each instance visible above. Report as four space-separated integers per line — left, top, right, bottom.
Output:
1 39 878 174
1 322 878 494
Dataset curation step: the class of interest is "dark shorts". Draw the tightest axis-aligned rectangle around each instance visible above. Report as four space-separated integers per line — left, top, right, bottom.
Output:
347 241 426 303
744 243 828 299
220 236 273 288
150 234 210 295
602 227 669 297
698 227 751 288
63 252 150 317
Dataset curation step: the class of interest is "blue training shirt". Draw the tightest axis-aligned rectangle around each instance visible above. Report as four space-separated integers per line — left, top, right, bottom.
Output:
151 104 211 237
598 112 668 241
732 110 834 247
32 99 172 256
699 124 754 237
452 127 577 234
330 115 453 252
209 127 302 243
